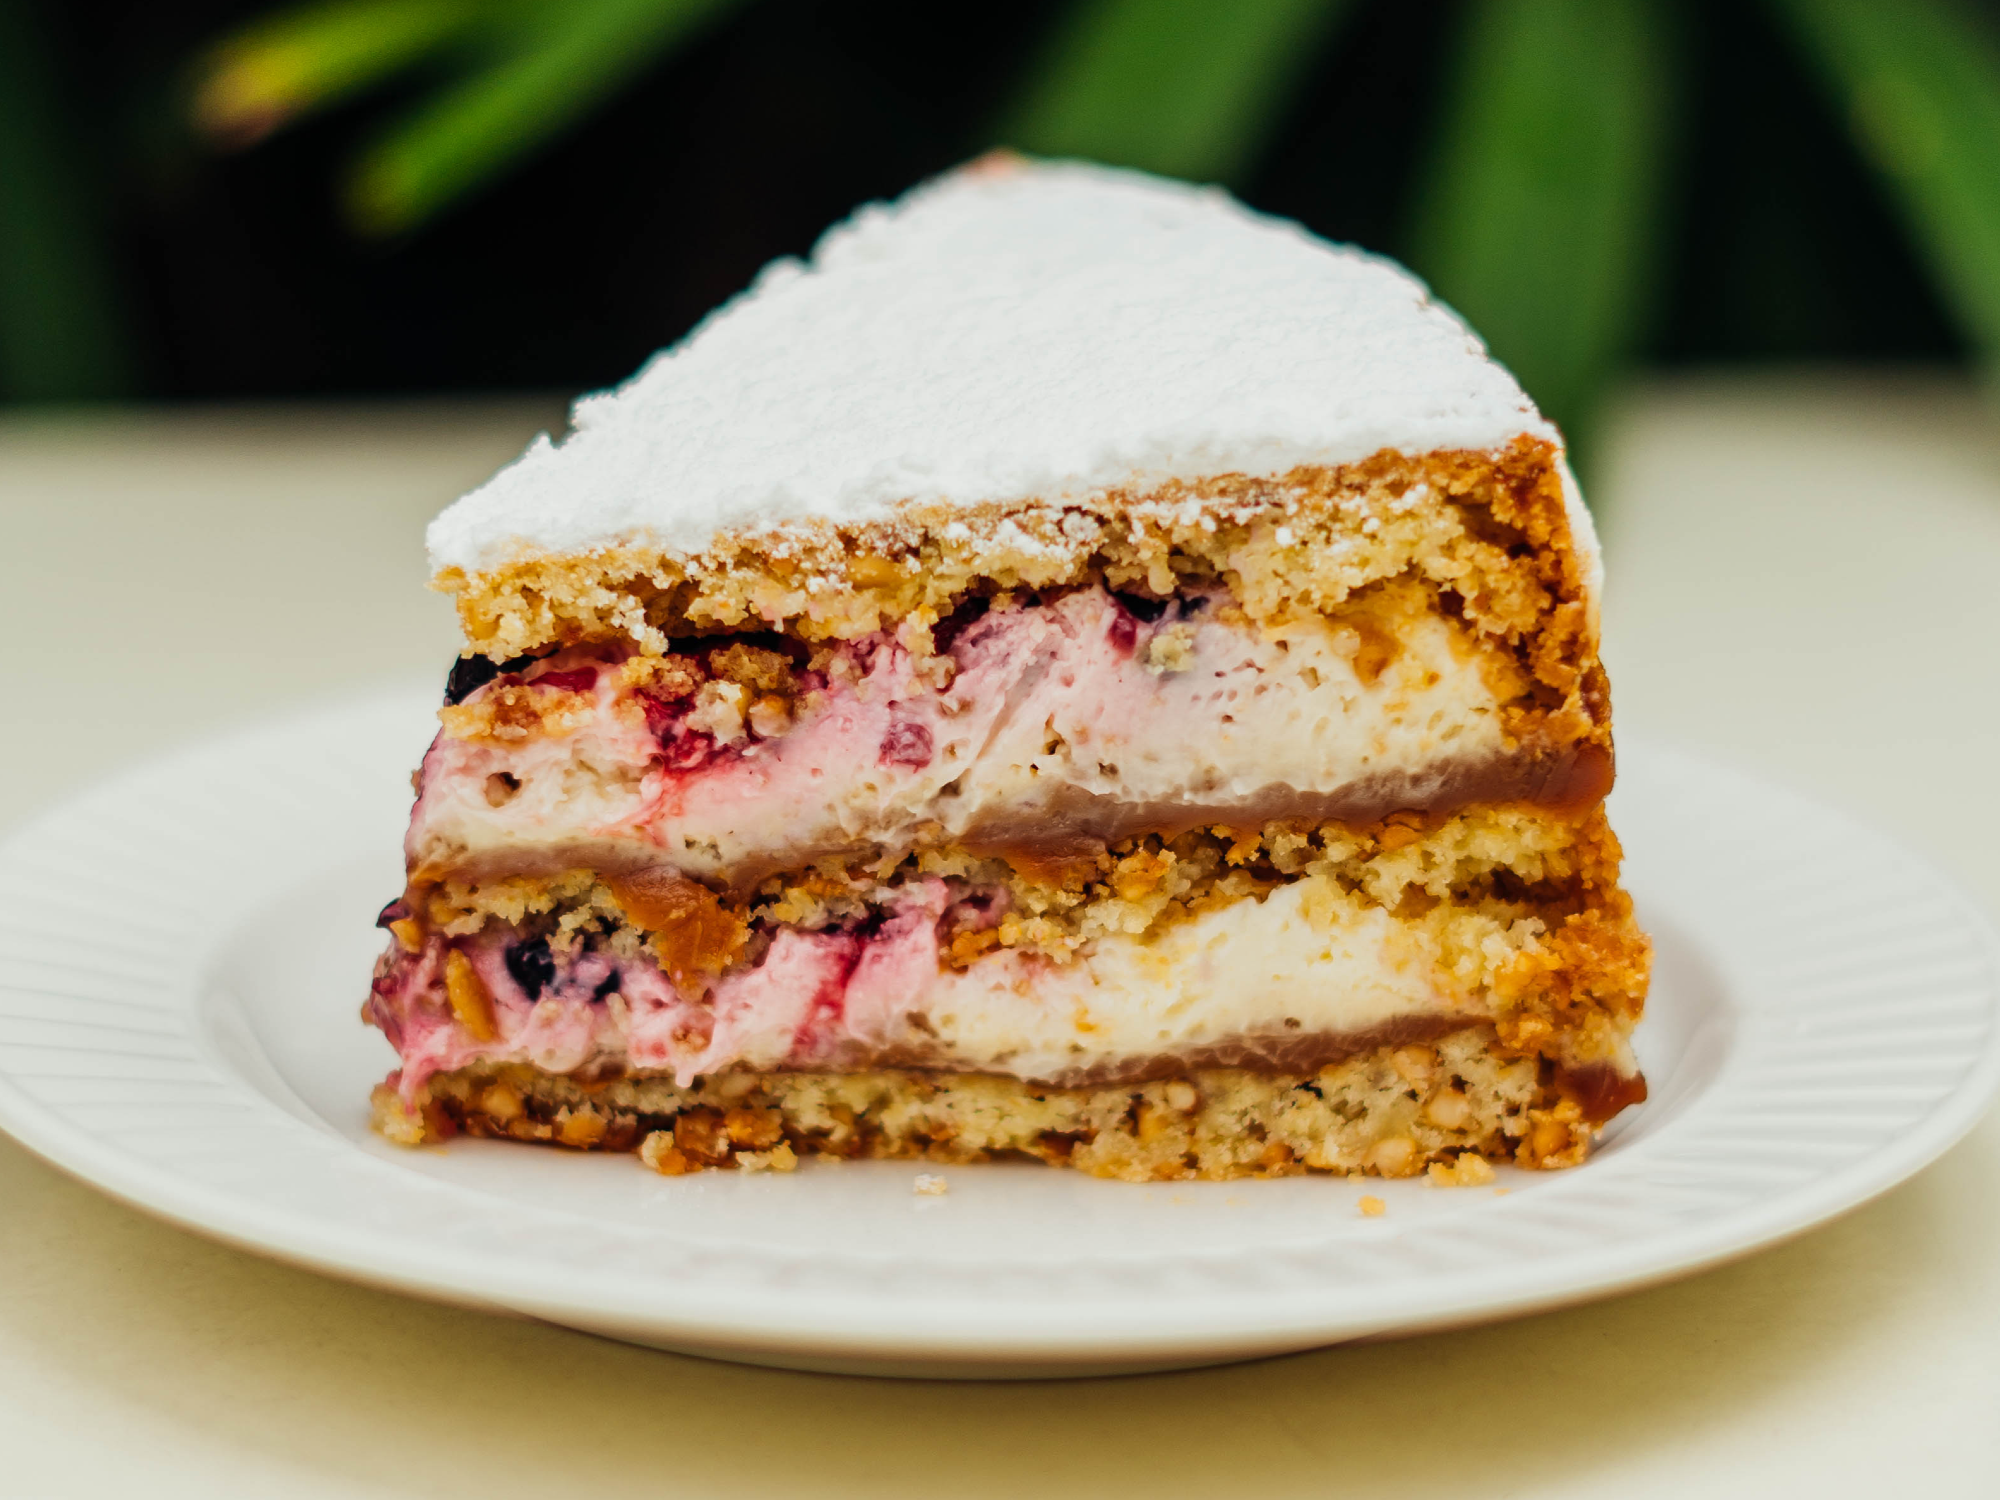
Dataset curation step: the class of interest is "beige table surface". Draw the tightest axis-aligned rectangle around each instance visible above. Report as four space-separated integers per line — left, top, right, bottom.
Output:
1 377 1996 1497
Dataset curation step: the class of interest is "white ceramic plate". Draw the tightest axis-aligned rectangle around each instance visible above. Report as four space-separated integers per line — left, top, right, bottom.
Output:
1 689 1996 1379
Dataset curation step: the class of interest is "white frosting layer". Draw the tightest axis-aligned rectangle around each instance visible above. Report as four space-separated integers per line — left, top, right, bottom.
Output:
428 158 1554 574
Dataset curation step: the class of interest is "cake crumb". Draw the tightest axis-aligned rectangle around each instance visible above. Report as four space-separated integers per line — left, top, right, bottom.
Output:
1143 623 1197 674
369 1083 432 1147
639 1131 694 1176
1358 1195 1386 1217
1455 1154 1496 1186
1426 1154 1497 1188
914 1172 949 1196
687 681 749 744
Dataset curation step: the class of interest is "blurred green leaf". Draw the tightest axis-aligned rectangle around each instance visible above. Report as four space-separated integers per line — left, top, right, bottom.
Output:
999 0 1353 183
345 0 745 235
1409 0 1671 457
0 0 133 400
194 0 481 146
1770 0 2000 374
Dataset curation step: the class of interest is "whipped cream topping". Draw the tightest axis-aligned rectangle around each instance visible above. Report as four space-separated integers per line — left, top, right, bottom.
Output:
427 158 1554 574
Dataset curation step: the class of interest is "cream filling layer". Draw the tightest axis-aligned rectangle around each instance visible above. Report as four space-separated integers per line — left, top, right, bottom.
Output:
369 870 1563 1098
406 588 1513 886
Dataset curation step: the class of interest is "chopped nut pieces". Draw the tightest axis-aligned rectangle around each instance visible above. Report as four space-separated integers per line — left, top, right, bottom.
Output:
640 1131 692 1176
605 870 749 987
673 1107 731 1165
687 679 750 743
442 949 496 1042
724 1106 785 1149
1142 623 1196 673
746 694 792 738
1362 1136 1419 1177
708 642 795 695
439 680 594 743
620 653 702 701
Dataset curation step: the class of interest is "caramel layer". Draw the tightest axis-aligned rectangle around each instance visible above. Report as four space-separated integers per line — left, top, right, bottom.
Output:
806 1014 1477 1087
959 742 1615 862
417 742 1614 891
542 1014 1643 1103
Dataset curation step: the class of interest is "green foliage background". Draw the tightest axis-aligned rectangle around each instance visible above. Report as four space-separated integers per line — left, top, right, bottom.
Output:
8 0 2000 455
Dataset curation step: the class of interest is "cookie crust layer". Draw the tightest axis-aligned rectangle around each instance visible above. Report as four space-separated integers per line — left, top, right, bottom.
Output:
374 1027 1609 1182
439 444 1599 727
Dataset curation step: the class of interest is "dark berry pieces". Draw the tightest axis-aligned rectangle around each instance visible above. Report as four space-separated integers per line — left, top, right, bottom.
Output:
376 899 412 929
442 649 544 706
879 720 934 768
661 731 717 771
504 938 557 1001
592 972 621 1003
443 656 500 706
532 668 598 694
670 629 809 666
932 595 992 654
1111 590 1170 622
639 693 679 736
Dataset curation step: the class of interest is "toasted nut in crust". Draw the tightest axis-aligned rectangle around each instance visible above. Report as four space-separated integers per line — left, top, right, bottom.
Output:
605 871 749 986
1424 1086 1473 1130
443 949 497 1042
724 1107 784 1149
673 1107 731 1165
640 1131 695 1175
1363 1136 1419 1177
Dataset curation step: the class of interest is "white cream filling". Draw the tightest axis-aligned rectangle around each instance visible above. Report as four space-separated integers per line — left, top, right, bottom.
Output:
381 868 1540 1093
850 875 1499 1078
407 589 1509 882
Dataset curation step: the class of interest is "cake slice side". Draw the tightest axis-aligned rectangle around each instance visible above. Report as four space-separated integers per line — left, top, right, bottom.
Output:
369 442 1649 1181
362 160 1650 1183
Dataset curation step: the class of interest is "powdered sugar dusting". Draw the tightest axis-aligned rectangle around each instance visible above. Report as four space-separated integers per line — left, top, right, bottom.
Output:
428 158 1555 574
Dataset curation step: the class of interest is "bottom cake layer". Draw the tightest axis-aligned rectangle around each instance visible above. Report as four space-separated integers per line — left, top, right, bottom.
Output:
372 1026 1604 1182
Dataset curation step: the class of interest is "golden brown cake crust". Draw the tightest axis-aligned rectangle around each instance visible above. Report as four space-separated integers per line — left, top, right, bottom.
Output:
373 1026 1618 1183
436 439 1602 744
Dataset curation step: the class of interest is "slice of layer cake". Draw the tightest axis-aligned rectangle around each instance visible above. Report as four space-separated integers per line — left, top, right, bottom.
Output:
367 156 1651 1183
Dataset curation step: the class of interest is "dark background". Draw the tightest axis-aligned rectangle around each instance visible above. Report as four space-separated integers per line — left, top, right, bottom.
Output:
33 0 1968 402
